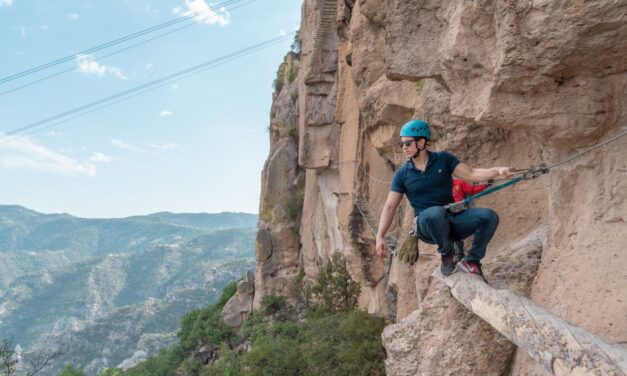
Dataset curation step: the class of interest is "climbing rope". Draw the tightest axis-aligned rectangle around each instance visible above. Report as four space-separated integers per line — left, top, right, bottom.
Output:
444 130 627 211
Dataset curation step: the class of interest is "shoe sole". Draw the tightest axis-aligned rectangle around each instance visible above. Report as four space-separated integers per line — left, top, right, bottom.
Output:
457 261 489 283
441 266 457 276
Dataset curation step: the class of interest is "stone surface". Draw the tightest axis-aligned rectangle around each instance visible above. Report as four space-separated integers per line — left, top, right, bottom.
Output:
253 53 303 308
432 268 627 376
383 225 546 375
221 271 255 331
257 0 627 374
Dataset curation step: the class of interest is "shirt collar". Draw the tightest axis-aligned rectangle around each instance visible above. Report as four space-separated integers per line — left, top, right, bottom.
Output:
405 151 436 171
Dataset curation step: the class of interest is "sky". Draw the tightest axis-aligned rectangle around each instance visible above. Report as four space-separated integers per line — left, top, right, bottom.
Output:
0 0 302 218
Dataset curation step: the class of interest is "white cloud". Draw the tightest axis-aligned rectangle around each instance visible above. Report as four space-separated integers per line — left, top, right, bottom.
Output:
149 143 178 150
145 63 153 70
89 152 114 163
0 137 97 177
47 131 63 136
171 83 180 90
76 54 128 80
41 24 49 31
67 13 79 20
0 0 13 7
111 139 144 152
20 26 26 39
175 0 230 26
279 30 287 37
159 110 173 117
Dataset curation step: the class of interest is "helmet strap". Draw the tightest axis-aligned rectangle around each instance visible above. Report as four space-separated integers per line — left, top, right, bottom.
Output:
411 137 426 158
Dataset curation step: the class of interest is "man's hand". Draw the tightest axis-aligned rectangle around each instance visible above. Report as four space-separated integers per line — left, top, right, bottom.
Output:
375 235 387 258
496 166 513 179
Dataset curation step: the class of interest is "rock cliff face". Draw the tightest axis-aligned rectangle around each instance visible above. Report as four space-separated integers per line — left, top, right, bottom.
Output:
256 1 626 374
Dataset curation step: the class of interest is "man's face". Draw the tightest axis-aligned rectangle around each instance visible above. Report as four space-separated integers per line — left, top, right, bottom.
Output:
400 136 417 157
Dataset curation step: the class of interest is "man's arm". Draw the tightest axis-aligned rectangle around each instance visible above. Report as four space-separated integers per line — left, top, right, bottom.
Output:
375 191 403 258
453 162 512 183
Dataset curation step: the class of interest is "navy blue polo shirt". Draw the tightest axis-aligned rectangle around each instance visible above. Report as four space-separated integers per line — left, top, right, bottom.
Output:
391 151 461 216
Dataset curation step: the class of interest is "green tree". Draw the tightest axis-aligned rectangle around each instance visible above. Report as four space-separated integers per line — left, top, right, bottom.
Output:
178 282 238 351
99 368 122 376
1 339 18 376
310 253 360 314
290 30 301 55
202 344 242 376
241 336 305 376
57 364 85 376
301 311 385 376
124 345 186 376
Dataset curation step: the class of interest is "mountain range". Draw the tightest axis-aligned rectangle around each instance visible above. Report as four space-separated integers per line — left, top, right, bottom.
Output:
0 205 257 375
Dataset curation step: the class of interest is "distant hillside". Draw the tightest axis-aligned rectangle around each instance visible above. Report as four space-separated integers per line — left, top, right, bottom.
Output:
0 205 258 293
0 205 257 253
127 211 258 230
0 206 257 376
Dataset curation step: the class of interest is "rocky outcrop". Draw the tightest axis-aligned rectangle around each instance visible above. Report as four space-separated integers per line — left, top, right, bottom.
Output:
221 271 254 331
432 269 627 376
254 52 304 307
257 0 627 375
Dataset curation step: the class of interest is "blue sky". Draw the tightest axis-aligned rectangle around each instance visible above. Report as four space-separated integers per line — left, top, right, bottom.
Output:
0 0 301 218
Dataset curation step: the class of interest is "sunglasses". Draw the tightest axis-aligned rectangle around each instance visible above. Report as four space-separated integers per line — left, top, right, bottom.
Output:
398 140 415 148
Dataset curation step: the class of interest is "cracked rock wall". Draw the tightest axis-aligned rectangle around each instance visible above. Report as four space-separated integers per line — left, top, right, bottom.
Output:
256 0 627 374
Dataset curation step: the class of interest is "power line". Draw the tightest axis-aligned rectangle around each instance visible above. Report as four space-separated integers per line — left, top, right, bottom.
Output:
0 0 254 97
0 33 294 144
0 0 248 86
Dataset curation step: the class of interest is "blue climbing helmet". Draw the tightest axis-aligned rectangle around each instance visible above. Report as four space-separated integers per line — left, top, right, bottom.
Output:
399 119 431 140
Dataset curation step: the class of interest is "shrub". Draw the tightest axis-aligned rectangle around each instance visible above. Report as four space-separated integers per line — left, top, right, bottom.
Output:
260 295 287 317
241 335 305 376
272 68 284 92
124 345 186 376
202 344 243 376
301 311 385 376
290 30 301 55
309 253 360 314
58 365 86 376
178 282 238 351
289 267 312 310
99 368 123 376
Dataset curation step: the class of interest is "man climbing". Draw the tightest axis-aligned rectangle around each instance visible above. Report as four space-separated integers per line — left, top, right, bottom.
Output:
375 119 512 278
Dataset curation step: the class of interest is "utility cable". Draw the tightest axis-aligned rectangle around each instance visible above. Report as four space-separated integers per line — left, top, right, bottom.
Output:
1 35 289 144
0 0 248 85
0 33 294 143
0 0 254 97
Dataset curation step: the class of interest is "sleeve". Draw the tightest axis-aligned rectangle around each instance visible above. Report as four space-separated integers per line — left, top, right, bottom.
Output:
442 151 461 172
469 184 488 195
452 180 464 202
390 168 405 193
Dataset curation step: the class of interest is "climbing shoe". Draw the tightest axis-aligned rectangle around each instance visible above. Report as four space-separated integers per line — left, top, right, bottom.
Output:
440 252 456 276
457 258 488 284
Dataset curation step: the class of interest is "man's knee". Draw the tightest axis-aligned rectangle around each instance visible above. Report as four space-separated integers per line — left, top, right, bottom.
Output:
479 208 499 227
